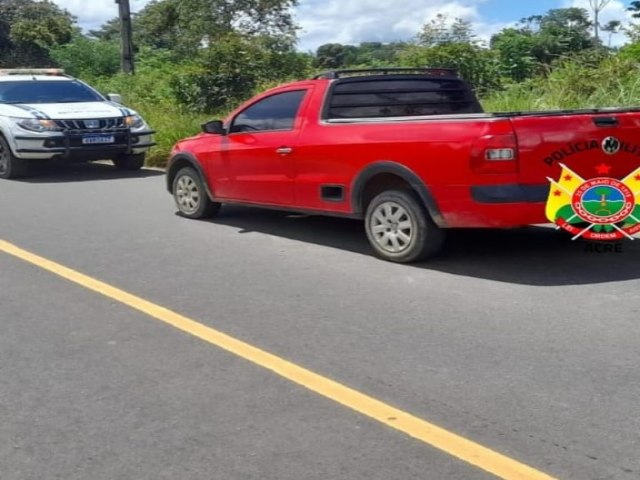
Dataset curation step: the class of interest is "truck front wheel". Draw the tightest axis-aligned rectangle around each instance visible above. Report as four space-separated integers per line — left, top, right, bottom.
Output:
365 190 444 263
172 167 221 219
0 136 29 179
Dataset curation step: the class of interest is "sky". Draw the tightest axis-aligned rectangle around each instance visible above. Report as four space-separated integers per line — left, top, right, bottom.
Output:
49 0 637 52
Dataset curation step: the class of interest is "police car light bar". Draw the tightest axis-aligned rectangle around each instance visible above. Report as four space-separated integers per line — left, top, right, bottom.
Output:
0 69 65 76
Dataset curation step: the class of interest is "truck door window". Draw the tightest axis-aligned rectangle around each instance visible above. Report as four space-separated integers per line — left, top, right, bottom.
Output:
230 90 307 133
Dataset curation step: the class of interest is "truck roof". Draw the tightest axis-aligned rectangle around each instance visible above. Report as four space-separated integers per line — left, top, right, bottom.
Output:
272 68 462 91
313 67 459 79
238 67 482 121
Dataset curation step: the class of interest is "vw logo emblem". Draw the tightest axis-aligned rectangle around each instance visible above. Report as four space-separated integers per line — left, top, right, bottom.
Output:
84 119 100 129
602 136 621 155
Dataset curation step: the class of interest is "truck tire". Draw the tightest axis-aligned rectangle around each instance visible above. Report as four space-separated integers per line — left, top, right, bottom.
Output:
365 190 444 263
113 153 145 171
0 135 29 179
172 167 221 219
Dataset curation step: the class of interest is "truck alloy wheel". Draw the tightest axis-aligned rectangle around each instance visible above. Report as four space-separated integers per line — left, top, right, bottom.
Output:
369 201 414 254
365 190 444 263
172 167 220 219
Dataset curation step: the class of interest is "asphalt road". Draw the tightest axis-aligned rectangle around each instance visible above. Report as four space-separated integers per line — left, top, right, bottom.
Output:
1 163 639 480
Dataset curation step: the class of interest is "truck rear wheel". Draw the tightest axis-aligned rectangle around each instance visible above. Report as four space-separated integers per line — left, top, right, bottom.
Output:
365 190 444 263
0 135 29 179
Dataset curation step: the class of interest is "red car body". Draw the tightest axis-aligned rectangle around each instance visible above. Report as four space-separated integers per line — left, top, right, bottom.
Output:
167 69 640 260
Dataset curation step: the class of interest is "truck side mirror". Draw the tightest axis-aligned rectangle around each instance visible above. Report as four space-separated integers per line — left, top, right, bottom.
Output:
107 93 123 104
202 120 226 135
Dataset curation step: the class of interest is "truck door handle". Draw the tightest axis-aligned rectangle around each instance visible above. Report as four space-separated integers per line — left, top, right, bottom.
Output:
276 147 293 155
594 117 618 127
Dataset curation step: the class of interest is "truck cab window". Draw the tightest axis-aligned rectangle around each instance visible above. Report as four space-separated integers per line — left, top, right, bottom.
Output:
230 90 307 133
326 78 483 119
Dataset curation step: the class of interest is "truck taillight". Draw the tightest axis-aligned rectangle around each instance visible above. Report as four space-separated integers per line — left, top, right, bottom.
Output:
471 134 519 174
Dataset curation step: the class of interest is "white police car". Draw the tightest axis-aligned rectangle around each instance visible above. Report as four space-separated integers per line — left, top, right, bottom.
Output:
0 69 155 178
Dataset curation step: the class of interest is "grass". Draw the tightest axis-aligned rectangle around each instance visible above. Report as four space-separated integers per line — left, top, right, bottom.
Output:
90 70 227 167
583 201 624 216
482 56 640 112
126 103 213 167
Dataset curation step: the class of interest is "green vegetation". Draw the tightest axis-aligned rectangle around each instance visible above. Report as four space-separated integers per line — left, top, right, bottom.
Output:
2 0 640 166
583 200 624 216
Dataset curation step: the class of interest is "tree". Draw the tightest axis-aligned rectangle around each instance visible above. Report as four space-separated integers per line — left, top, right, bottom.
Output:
535 8 593 54
629 1 640 18
489 8 599 82
0 0 75 67
418 14 475 47
170 32 310 112
490 28 538 81
619 41 640 59
627 0 640 40
588 0 611 45
314 43 358 69
88 17 122 42
133 0 181 51
352 42 405 66
399 42 500 94
507 8 593 67
601 20 621 47
89 0 307 111
49 35 120 78
594 187 613 214
126 0 305 112
623 1 640 44
135 0 299 53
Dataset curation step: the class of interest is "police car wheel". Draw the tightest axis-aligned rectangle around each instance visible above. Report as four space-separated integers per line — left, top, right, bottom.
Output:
0 135 29 179
113 153 145 171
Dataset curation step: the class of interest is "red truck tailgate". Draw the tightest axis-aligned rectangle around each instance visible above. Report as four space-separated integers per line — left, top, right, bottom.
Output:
510 109 640 183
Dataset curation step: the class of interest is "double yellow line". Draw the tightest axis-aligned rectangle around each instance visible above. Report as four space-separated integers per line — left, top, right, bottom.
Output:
0 239 557 480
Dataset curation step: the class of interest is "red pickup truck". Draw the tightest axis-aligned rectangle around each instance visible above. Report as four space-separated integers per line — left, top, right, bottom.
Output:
166 68 640 262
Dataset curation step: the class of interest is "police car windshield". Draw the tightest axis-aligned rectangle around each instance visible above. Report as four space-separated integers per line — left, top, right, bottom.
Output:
0 80 104 104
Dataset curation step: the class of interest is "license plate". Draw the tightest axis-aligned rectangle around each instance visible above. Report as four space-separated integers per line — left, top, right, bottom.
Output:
82 134 115 145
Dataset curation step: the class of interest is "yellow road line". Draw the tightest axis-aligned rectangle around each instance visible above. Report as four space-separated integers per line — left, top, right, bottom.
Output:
0 239 557 480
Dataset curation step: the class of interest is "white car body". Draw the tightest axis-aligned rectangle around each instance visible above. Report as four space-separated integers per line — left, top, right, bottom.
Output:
0 72 154 164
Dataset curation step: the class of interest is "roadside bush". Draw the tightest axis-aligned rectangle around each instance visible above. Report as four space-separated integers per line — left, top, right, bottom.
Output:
89 50 213 166
170 34 312 113
171 67 255 113
482 54 640 111
398 43 502 95
617 42 640 63
50 36 120 79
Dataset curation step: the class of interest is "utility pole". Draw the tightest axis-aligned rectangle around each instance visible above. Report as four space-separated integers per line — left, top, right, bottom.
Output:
589 0 612 47
116 0 135 74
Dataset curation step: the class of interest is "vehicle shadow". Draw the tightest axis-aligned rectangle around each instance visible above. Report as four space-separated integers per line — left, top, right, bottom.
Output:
17 162 164 183
211 206 640 286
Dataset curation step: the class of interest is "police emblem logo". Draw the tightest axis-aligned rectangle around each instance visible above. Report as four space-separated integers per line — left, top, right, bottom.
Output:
546 164 640 241
602 136 621 155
